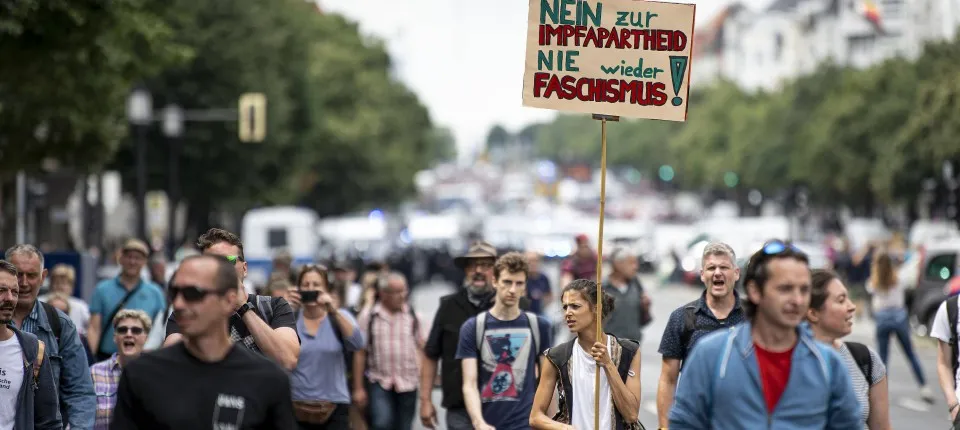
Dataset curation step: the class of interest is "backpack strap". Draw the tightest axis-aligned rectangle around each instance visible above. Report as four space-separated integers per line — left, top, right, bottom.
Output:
545 339 576 371
844 341 873 383
616 338 640 381
949 296 959 388
679 300 700 368
256 295 274 325
40 302 63 349
409 306 420 339
475 311 487 354
525 312 541 356
33 340 45 385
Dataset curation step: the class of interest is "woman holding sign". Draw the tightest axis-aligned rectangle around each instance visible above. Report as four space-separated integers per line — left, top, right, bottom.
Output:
529 279 644 430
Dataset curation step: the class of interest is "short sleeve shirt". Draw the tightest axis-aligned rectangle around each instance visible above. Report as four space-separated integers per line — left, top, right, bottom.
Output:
836 343 886 428
456 312 552 430
930 299 959 398
90 277 166 354
658 291 745 362
166 294 298 353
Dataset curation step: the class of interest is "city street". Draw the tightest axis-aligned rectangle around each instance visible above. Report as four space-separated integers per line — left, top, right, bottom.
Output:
409 261 949 429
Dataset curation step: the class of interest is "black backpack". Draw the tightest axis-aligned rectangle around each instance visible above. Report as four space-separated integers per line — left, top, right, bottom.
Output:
546 336 645 430
844 341 873 383
40 301 63 348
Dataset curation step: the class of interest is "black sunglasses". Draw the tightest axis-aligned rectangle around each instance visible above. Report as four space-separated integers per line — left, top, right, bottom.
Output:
167 284 224 303
115 326 144 335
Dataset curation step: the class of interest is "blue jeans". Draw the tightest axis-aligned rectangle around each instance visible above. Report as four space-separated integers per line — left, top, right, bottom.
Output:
367 381 417 430
875 308 926 386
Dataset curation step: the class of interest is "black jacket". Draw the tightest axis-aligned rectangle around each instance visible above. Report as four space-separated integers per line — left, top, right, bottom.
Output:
423 288 531 409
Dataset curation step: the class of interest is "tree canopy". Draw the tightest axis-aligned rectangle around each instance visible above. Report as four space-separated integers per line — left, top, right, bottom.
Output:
0 0 451 234
523 35 960 214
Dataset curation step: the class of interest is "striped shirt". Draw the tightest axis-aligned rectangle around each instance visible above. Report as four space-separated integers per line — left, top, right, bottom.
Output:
357 304 423 393
90 354 122 430
18 302 41 334
837 343 886 429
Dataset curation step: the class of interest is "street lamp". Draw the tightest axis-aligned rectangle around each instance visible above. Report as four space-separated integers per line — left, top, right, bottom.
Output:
127 87 152 243
162 104 184 259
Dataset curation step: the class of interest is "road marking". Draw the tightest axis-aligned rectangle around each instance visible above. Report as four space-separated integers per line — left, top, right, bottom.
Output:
897 398 932 412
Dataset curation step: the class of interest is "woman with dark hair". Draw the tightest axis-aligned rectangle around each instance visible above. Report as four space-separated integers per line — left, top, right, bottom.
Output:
289 265 365 430
806 269 891 429
529 279 643 430
867 251 933 402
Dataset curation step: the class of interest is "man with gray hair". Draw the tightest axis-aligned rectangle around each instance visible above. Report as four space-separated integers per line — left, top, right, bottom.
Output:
6 244 96 429
601 246 652 342
353 272 424 430
655 241 745 429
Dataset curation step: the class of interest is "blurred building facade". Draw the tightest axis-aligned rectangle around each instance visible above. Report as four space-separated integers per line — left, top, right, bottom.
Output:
692 0 960 92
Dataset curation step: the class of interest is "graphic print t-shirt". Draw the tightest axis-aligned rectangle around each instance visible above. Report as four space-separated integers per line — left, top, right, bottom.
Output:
456 312 552 430
0 336 22 430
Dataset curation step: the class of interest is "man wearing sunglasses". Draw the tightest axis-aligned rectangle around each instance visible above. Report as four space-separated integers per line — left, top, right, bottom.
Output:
669 240 860 429
111 254 296 429
163 228 300 371
90 309 152 430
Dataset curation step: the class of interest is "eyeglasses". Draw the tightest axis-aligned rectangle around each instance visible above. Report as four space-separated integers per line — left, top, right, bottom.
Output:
115 326 144 335
167 284 224 303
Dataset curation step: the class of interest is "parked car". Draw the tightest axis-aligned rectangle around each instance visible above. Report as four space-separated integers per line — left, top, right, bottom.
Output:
906 239 960 335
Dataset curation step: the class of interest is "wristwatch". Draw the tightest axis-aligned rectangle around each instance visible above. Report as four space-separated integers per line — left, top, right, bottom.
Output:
236 302 255 318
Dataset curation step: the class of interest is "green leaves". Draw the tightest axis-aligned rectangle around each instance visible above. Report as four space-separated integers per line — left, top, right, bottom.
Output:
528 35 960 211
0 0 191 173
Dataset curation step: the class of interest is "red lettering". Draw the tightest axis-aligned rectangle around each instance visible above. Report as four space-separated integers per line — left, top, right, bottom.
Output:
533 72 550 97
650 82 668 106
560 75 577 100
620 29 633 49
674 31 687 51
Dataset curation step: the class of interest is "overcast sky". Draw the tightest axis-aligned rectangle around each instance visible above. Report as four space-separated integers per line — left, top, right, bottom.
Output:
317 0 772 159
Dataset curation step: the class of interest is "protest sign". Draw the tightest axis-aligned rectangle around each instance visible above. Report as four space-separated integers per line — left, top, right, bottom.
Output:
522 0 696 122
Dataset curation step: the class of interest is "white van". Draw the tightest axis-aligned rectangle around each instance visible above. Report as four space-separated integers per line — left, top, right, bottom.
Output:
241 206 320 286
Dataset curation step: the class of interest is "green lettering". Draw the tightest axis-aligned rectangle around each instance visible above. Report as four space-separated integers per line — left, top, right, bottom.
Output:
616 11 628 26
540 0 559 24
645 11 659 27
537 50 554 71
582 2 602 27
565 50 580 71
560 0 576 24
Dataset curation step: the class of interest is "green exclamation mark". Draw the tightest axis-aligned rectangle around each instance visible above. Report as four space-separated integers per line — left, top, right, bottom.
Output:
669 56 688 107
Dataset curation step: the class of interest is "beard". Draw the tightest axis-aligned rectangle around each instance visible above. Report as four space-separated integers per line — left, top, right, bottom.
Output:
464 273 492 295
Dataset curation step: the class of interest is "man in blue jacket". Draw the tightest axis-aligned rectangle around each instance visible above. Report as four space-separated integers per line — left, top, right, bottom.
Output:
7 245 95 429
669 240 860 429
0 260 61 429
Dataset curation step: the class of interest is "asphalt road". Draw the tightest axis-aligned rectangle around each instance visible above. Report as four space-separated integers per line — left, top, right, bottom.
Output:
408 262 949 429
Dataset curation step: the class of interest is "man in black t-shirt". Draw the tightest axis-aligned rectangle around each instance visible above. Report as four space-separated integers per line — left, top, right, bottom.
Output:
163 228 301 370
112 255 296 429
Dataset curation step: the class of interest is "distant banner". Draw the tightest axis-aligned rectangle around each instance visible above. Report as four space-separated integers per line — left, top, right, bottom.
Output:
522 0 696 122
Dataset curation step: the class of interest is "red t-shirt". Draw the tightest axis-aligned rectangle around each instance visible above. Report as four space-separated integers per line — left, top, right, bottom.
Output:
754 342 795 413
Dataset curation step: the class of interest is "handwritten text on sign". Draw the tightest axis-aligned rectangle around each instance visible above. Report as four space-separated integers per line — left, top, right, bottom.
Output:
522 0 696 122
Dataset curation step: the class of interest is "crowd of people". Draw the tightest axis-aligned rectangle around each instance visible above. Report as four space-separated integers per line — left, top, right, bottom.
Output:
0 225 958 429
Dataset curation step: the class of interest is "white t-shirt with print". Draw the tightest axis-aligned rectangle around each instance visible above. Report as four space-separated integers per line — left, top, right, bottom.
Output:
0 336 24 430
930 299 960 399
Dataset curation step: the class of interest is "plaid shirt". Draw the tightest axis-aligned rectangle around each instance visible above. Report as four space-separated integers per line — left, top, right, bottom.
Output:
91 354 122 430
357 304 423 393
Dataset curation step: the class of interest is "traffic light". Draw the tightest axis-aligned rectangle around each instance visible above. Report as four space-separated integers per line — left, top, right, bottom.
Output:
238 93 267 143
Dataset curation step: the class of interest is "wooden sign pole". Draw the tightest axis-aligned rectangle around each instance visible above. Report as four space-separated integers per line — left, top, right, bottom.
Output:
591 113 619 430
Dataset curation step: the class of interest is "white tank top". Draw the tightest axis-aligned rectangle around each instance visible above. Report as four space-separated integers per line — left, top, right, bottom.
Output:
571 335 613 430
